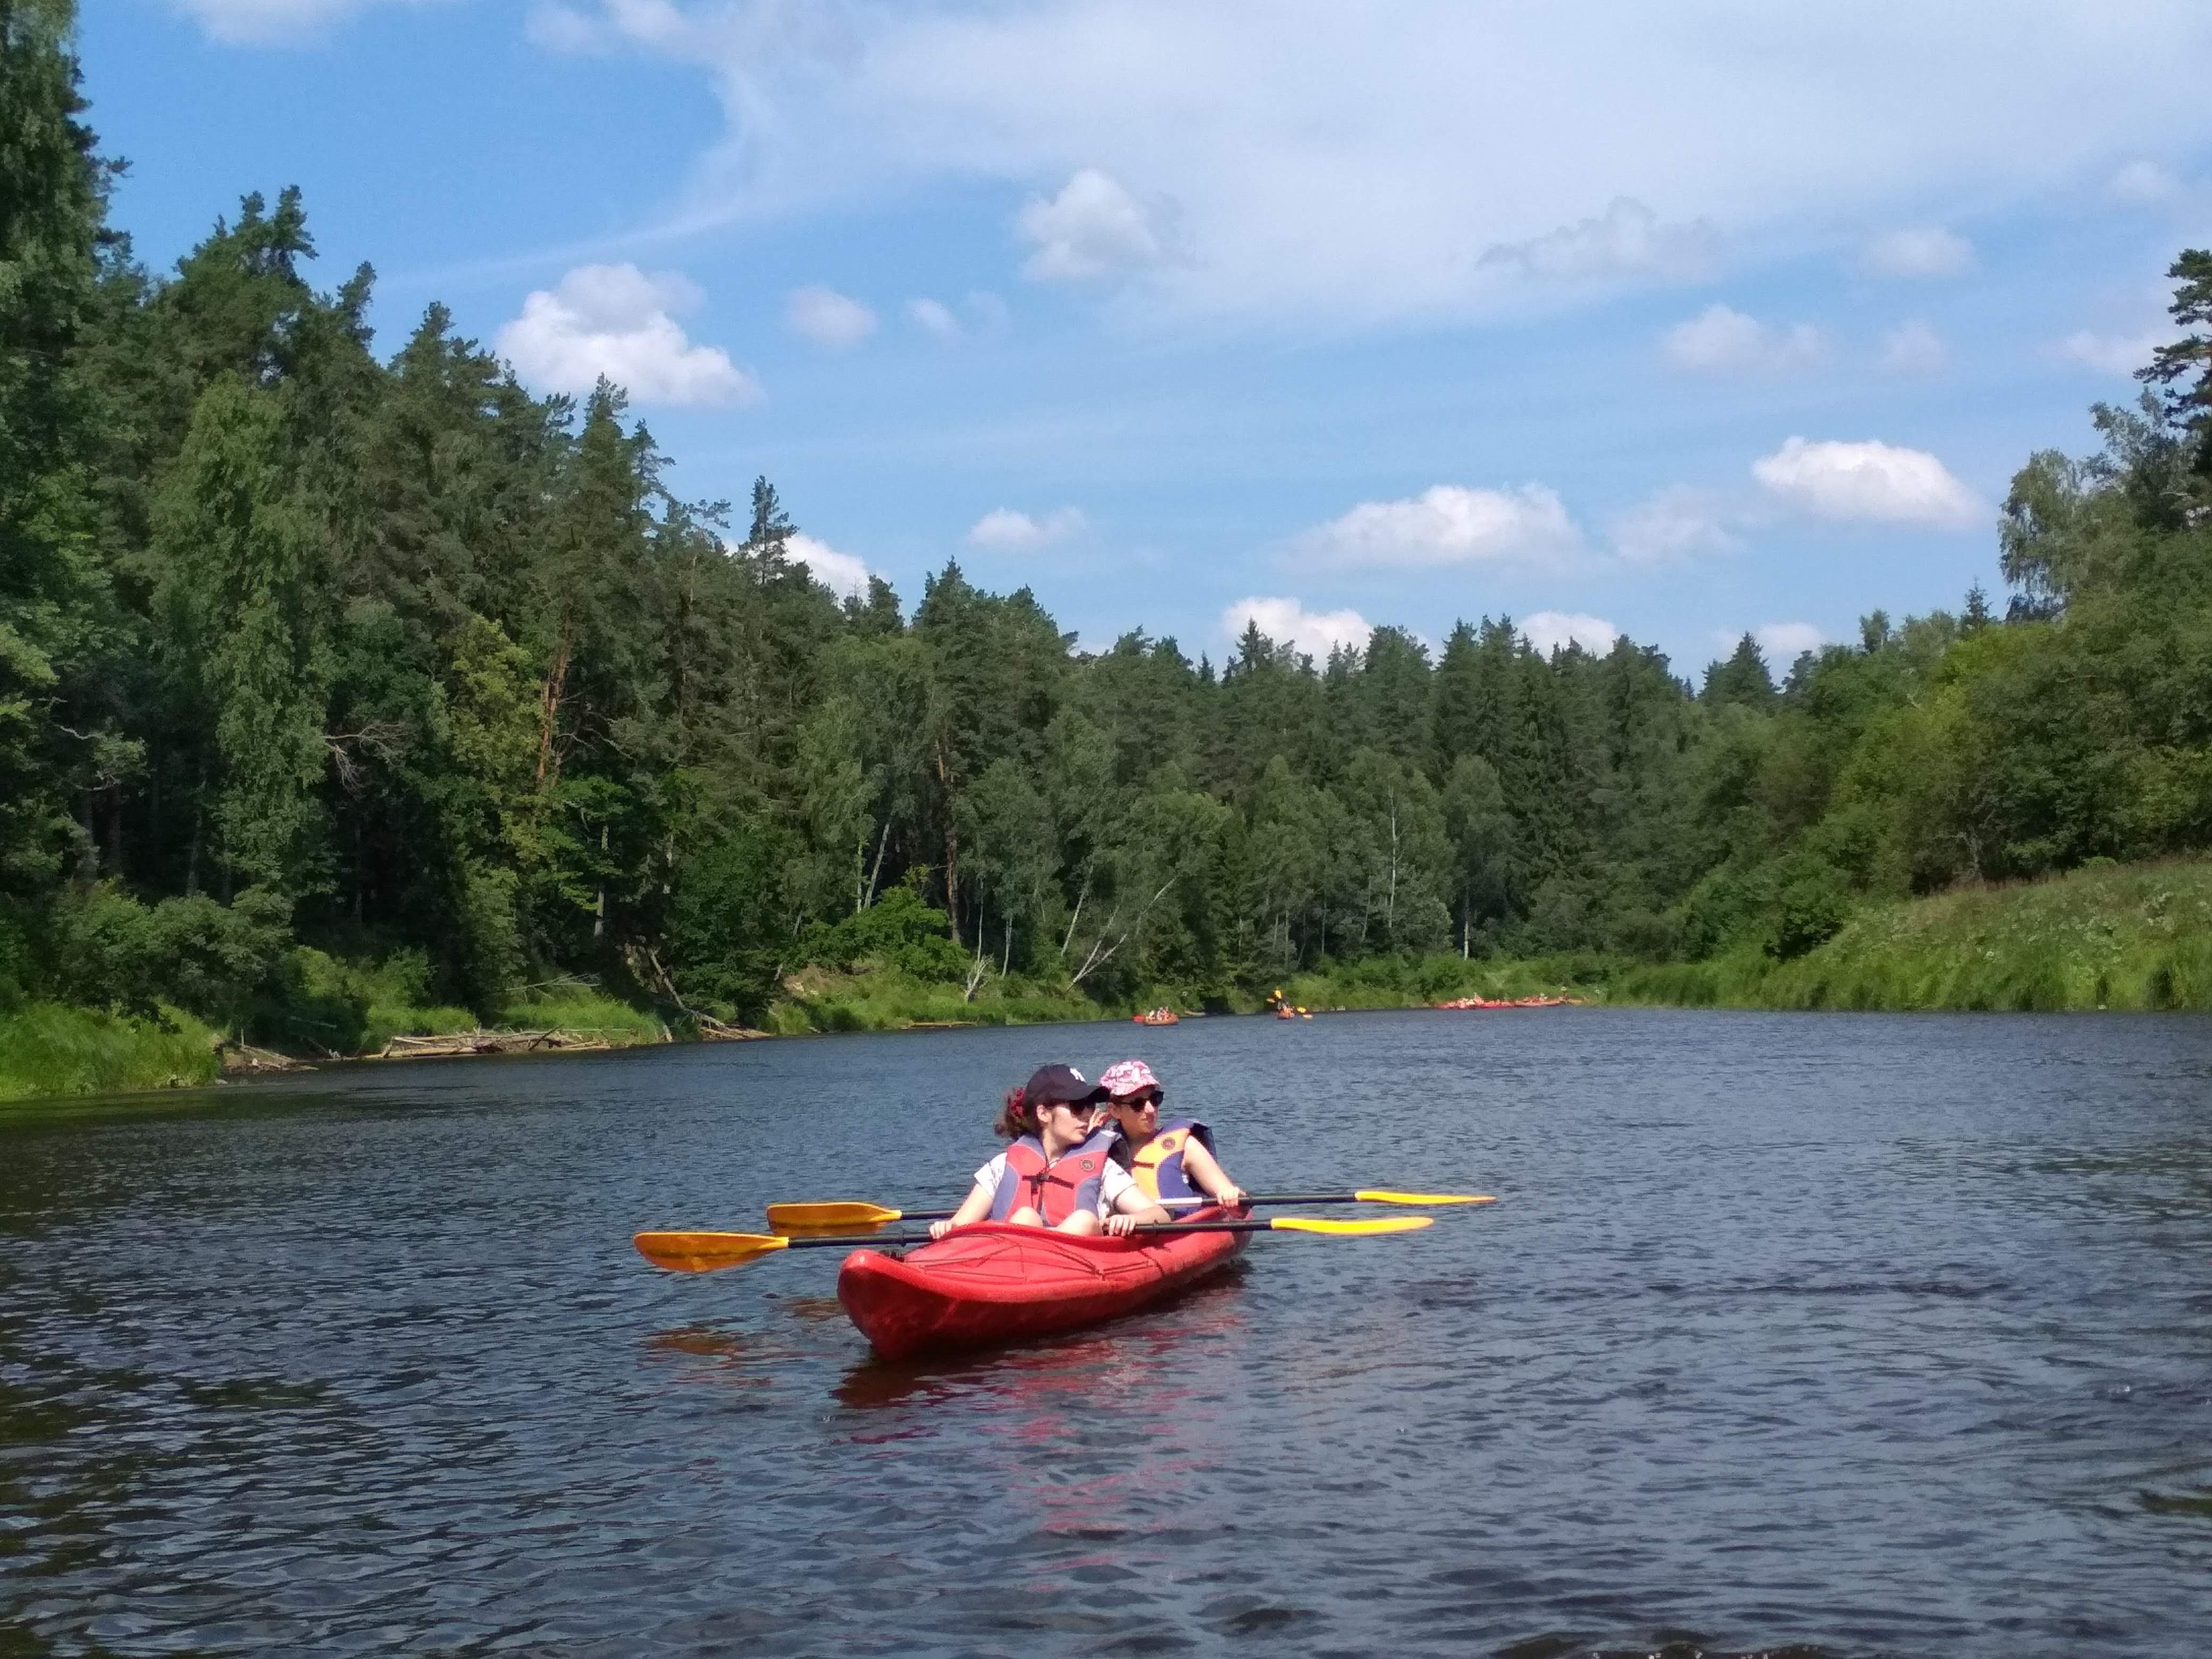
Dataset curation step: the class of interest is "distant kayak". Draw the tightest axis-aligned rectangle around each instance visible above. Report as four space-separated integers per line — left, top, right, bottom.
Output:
1434 994 1582 1010
1134 1006 1180 1025
836 1212 1245 1359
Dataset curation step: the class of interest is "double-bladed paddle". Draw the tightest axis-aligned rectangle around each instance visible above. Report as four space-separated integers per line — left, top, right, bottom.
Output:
634 1213 1434 1273
761 1189 1493 1228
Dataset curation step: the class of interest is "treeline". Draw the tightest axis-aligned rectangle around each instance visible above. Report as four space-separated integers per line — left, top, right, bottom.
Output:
10 4 2212 1046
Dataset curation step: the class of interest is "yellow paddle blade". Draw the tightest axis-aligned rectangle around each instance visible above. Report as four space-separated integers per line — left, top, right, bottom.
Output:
764 1201 904 1228
1269 1214 1434 1237
632 1230 792 1272
1353 1189 1497 1206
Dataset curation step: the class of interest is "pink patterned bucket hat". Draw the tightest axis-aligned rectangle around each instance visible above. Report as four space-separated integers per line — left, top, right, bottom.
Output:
1098 1059 1160 1099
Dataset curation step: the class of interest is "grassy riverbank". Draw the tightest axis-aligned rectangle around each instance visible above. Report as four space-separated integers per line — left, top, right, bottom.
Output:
0 1004 222 1101
1619 858 2212 1012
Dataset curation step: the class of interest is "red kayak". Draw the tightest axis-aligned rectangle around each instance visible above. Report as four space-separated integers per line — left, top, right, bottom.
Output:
836 1211 1246 1360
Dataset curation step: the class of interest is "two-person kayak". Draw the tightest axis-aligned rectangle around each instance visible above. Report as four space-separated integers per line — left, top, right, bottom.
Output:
835 1206 1245 1360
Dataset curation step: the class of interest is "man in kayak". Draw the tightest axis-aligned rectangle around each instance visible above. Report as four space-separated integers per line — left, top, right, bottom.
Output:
927 1065 1172 1240
1094 1059 1247 1224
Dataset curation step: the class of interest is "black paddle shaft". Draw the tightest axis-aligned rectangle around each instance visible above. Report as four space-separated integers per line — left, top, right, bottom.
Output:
778 1218 1280 1251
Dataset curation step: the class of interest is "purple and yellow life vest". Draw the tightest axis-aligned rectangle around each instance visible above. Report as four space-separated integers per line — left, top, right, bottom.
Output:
988 1128 1115 1224
1128 1119 1214 1204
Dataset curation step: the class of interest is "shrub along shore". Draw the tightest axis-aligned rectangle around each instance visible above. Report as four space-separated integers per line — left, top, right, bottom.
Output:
9 857 2210 1105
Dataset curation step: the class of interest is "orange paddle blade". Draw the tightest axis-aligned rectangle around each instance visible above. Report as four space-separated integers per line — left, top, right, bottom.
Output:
632 1230 792 1272
764 1201 904 1228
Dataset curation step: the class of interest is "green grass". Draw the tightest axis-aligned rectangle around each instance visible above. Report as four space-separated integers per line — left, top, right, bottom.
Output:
763 966 1101 1034
0 1002 221 1102
491 992 668 1044
1616 858 2212 1012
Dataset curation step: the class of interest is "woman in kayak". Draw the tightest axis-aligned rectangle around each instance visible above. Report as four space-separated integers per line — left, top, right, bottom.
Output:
928 1064 1172 1240
1095 1058 1247 1214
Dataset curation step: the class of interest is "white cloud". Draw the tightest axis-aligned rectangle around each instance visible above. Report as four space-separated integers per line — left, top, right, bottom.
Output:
1297 483 1582 570
966 506 1087 550
1608 487 1738 565
1018 170 1168 281
1756 621 1824 661
179 0 429 44
907 298 962 338
1661 304 1824 373
2110 159 2181 204
1221 596 1372 663
1860 225 1974 279
1752 437 1983 530
1877 318 1947 375
549 3 2212 327
497 263 759 407
1522 611 1620 656
785 285 878 348
2059 328 2160 376
1480 197 1717 283
787 532 876 599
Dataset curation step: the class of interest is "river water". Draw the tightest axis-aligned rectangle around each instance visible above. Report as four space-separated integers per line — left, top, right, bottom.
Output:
4 1009 2211 1656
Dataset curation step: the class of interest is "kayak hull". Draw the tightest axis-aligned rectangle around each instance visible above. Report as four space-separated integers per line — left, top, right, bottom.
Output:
836 1212 1245 1360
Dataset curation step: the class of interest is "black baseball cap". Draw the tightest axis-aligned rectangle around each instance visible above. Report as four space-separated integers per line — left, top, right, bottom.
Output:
1021 1064 1107 1108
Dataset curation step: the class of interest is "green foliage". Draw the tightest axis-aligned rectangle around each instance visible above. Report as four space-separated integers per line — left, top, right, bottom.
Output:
23 17 2212 1089
0 1002 219 1102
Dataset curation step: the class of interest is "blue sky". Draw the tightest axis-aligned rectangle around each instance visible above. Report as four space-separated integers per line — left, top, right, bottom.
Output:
81 0 2212 680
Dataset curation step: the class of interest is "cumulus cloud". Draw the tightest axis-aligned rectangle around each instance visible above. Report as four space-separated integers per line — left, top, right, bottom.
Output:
2110 159 2181 204
786 285 877 348
966 507 1087 551
540 2 2212 327
1661 304 1825 373
907 298 962 339
786 532 876 599
1860 225 1974 279
1752 437 1983 530
1522 611 1621 656
1221 596 1372 663
1019 170 1168 281
1480 197 1717 283
2058 329 2161 376
1608 487 1738 565
1298 484 1582 570
1877 318 1947 375
1756 622 1824 661
906 291 1011 340
497 264 759 407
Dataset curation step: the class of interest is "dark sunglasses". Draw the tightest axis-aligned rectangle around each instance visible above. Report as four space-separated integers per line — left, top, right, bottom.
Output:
1112 1091 1163 1109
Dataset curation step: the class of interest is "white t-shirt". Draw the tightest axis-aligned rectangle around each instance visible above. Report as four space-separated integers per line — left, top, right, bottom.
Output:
972 1149 1138 1218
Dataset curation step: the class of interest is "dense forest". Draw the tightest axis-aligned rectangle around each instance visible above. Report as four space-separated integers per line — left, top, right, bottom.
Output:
10 3 2212 1057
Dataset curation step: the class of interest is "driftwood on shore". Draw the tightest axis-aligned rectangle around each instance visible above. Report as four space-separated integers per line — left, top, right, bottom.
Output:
216 1040 314 1076
374 1028 615 1060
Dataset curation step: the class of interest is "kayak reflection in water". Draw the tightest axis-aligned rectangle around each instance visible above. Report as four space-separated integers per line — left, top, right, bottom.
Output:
1093 1059 1247 1233
927 1064 1173 1241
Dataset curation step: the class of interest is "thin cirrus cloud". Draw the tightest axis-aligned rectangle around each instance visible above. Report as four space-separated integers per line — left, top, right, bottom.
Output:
496 264 760 407
1480 197 1719 284
2058 329 2160 376
1661 304 1824 374
2109 159 2182 204
1859 225 1974 279
176 0 420 44
1521 611 1621 657
785 286 878 349
966 507 1087 551
1877 319 1947 375
1607 487 1738 565
1296 484 1583 569
907 292 1011 340
1752 437 1984 530
1221 596 1373 663
533 1 2212 328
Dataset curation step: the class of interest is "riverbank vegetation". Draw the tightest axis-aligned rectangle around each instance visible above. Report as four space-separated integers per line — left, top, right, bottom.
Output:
12 6 2212 1097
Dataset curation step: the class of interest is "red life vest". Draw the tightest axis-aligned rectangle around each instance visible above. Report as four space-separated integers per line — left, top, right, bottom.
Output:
988 1128 1114 1224
1128 1119 1214 1203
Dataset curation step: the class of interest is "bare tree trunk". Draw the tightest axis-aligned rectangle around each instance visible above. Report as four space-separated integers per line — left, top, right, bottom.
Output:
534 618 573 794
861 816 891 911
1002 916 1013 977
